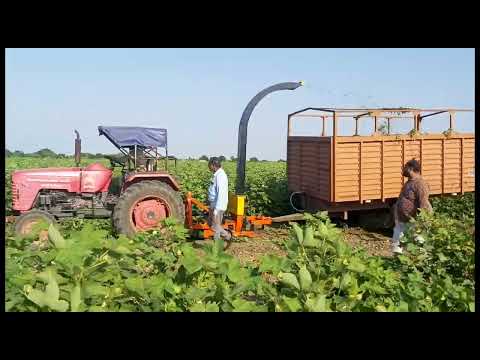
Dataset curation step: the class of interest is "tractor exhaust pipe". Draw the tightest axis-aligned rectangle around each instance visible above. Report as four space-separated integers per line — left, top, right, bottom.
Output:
235 81 304 195
74 130 81 167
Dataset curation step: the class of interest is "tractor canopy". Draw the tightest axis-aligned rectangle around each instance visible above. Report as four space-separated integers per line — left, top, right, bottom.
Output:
98 126 167 149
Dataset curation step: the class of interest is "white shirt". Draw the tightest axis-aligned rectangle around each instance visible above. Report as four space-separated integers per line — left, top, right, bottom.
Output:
208 168 228 211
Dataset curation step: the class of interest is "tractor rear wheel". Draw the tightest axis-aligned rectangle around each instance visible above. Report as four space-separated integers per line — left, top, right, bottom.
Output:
14 210 56 238
112 180 185 238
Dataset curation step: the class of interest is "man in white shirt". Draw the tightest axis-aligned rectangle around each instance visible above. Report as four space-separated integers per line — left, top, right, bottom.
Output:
207 157 232 241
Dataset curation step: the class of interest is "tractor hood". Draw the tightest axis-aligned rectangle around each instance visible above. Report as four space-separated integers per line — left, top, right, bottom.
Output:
13 167 83 174
11 164 113 211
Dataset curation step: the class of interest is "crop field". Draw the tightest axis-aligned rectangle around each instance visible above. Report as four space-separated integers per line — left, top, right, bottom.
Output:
4 156 475 312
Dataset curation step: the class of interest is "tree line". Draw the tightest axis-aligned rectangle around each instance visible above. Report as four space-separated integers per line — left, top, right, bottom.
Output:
6 148 286 162
5 148 106 159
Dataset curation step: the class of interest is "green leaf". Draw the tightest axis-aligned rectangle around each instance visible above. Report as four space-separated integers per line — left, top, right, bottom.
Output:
278 272 300 290
437 252 448 262
282 296 302 312
317 222 330 240
213 239 225 256
83 281 108 298
375 305 387 312
227 260 249 283
231 298 265 312
347 257 366 273
259 255 288 275
339 273 350 291
109 235 132 255
48 223 66 249
55 244 92 273
205 302 220 312
180 245 202 274
303 226 319 247
397 301 409 312
36 268 67 285
305 294 328 312
334 239 347 257
125 277 145 296
298 266 312 290
25 268 69 312
146 275 171 299
70 283 82 312
292 223 303 244
468 302 475 312
190 302 207 312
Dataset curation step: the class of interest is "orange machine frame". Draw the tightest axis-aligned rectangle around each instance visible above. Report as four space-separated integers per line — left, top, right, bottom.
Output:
184 192 272 239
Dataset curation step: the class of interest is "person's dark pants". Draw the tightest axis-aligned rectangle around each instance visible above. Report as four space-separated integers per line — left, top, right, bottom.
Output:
208 209 231 241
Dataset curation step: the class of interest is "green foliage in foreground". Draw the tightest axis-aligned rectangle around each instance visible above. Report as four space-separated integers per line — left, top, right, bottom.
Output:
5 210 474 312
430 193 475 221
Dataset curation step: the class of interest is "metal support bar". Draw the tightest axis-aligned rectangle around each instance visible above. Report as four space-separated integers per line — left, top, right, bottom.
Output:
442 139 445 194
74 130 81 167
165 131 169 171
359 141 362 202
449 112 456 130
236 81 303 194
401 139 405 186
333 112 337 137
460 138 464 194
381 140 384 202
419 111 447 119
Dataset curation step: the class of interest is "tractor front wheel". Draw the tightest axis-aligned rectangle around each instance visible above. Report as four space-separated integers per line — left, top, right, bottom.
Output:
112 180 185 238
14 210 56 238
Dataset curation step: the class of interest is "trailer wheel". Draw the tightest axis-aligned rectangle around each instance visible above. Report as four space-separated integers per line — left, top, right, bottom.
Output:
113 180 185 238
14 210 56 238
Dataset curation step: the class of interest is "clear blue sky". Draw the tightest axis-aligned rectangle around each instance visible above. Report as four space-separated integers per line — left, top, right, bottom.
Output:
5 48 475 160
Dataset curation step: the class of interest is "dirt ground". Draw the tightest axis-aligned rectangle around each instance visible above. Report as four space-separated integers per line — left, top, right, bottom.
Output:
225 227 289 266
342 226 392 257
194 222 394 265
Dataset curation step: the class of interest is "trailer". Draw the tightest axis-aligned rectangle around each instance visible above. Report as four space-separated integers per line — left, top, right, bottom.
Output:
287 107 475 219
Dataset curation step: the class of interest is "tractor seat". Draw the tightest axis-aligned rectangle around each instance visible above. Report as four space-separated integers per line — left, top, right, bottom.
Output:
104 154 127 167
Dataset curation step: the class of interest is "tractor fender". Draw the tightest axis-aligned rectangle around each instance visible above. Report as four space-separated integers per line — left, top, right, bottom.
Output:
122 172 180 192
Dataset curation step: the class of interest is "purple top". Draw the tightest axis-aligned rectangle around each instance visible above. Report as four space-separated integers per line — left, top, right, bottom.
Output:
98 126 167 148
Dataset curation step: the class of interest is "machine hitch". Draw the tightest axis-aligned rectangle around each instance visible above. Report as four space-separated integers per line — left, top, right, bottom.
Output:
185 192 272 239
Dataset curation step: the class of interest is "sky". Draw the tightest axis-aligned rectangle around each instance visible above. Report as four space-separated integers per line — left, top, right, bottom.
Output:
5 48 475 160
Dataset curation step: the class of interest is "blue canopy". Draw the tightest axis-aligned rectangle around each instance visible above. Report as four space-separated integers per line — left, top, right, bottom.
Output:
98 126 167 148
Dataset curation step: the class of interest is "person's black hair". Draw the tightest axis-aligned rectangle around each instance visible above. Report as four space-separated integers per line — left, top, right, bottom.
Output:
404 159 421 173
208 157 221 168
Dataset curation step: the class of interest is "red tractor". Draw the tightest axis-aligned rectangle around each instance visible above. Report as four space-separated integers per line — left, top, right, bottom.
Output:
11 127 185 238
11 81 304 240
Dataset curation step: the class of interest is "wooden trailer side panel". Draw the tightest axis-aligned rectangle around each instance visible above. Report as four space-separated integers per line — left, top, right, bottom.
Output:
463 138 475 192
333 135 475 204
287 139 302 192
287 137 331 201
382 141 403 199
443 139 462 194
361 142 382 200
334 142 360 202
421 139 443 195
